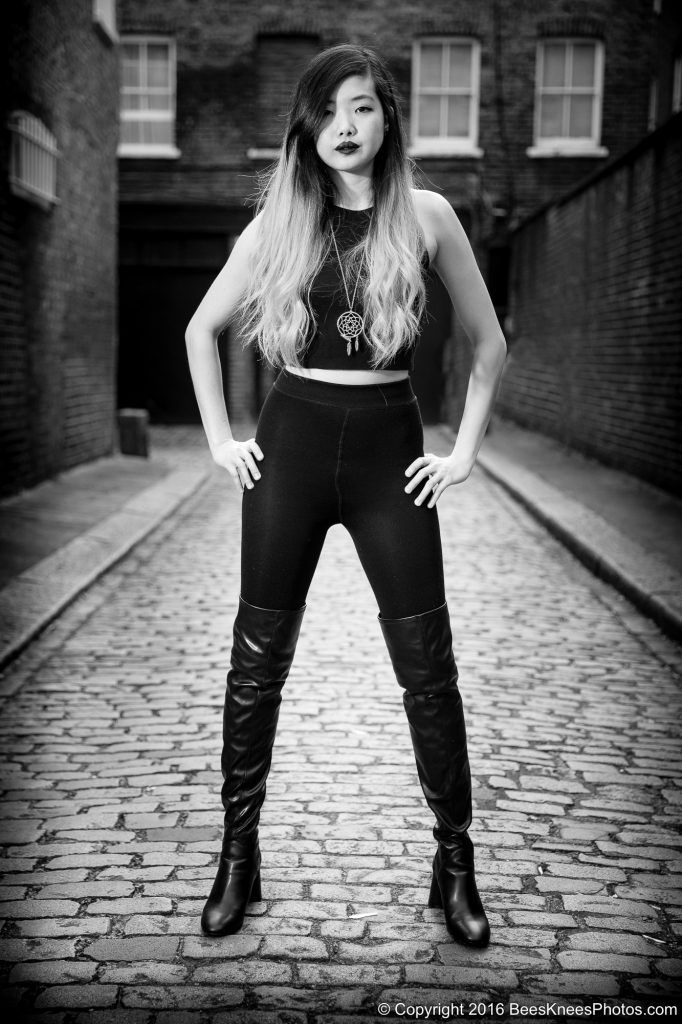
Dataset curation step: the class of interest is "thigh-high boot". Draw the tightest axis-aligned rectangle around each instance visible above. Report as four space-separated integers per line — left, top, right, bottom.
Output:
201 596 305 936
379 602 490 947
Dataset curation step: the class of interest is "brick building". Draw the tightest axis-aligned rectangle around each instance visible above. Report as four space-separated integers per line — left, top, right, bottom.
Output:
1 0 120 496
497 112 682 494
115 0 679 427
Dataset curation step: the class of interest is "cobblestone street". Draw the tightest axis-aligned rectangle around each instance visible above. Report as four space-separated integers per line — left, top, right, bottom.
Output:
0 427 680 1021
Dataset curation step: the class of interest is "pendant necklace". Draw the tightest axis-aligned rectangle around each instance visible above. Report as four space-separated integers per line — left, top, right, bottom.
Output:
330 222 367 356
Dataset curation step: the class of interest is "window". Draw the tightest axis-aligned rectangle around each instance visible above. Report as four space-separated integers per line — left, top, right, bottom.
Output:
7 111 60 209
92 0 117 44
673 55 682 114
648 77 659 131
119 37 179 158
410 38 482 156
528 39 607 157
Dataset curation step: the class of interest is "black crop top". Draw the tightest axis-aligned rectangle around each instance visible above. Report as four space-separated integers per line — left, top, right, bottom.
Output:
300 206 429 372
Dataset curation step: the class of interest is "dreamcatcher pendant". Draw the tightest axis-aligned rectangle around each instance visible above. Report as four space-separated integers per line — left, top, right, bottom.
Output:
330 220 367 358
337 311 364 355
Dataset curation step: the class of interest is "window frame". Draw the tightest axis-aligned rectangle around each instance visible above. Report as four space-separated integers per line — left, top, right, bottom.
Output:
92 0 118 45
7 110 60 210
409 37 483 158
118 35 180 159
527 37 608 158
673 54 682 115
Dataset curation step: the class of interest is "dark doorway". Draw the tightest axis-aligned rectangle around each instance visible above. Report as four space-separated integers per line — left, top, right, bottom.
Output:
118 224 232 422
118 264 223 421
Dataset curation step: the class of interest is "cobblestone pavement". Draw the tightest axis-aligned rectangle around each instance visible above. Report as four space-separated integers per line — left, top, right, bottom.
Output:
0 427 680 1022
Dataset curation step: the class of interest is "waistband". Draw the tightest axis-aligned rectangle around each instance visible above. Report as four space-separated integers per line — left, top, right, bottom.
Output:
273 368 416 409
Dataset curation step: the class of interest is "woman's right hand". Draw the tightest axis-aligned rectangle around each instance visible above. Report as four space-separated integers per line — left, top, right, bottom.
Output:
210 438 264 493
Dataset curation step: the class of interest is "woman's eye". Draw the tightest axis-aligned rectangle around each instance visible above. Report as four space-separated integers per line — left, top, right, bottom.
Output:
357 106 372 113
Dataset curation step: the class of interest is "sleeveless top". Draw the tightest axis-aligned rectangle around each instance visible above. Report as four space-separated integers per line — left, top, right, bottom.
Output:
300 206 429 372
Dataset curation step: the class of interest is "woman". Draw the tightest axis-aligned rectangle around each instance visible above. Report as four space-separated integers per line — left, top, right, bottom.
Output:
185 44 506 947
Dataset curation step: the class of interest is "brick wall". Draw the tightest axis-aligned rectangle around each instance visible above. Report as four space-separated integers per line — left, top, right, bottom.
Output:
497 111 682 495
0 0 119 496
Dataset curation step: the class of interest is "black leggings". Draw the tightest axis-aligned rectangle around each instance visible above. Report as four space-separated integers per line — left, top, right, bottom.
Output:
240 368 446 619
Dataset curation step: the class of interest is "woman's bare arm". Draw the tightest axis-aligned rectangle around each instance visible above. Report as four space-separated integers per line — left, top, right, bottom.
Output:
185 213 264 490
407 190 507 506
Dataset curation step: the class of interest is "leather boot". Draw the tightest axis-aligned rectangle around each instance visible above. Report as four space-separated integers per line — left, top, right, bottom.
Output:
201 596 305 936
379 602 490 948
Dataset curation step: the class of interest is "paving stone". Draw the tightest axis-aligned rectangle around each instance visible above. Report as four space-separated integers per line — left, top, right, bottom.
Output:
182 935 261 958
192 961 292 984
252 985 366 1011
403 964 518 989
85 898 173 914
35 986 119 1008
9 960 98 983
84 936 181 961
99 963 189 984
14 917 110 937
0 900 81 919
71 1012 150 1024
336 940 435 963
260 936 329 960
564 930 669 955
0 938 78 961
121 986 245 1009
524 972 621 995
557 951 652 973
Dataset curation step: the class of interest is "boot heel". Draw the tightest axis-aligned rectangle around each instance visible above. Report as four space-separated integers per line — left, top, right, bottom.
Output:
427 870 442 908
250 869 262 902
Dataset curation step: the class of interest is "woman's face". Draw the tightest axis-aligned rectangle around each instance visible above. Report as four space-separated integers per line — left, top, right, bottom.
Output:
315 73 386 180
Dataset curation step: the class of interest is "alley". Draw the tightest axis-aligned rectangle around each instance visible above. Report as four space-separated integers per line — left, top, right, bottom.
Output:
0 427 680 1020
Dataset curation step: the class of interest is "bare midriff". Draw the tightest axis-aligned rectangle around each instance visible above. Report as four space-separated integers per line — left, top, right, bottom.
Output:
284 365 409 385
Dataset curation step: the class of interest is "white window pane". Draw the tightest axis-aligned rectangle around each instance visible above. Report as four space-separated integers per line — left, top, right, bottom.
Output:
148 93 171 111
539 94 563 137
568 94 593 136
148 120 173 145
122 43 140 62
572 44 596 87
446 95 470 136
148 43 169 63
122 61 141 88
122 93 142 111
542 44 566 87
121 120 143 144
447 44 472 89
148 49 170 88
418 95 441 135
420 45 443 88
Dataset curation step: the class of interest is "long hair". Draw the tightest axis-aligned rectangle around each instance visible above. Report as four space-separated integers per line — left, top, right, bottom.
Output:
237 44 427 369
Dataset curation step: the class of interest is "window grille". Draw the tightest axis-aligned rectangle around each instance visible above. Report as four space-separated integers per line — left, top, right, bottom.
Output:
119 36 179 157
8 111 60 209
411 38 481 155
533 39 604 151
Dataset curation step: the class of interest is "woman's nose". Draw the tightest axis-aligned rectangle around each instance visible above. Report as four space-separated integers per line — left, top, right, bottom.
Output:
336 115 356 136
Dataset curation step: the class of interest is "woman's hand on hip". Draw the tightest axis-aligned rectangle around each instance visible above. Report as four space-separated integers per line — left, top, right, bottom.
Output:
405 453 474 508
211 438 264 493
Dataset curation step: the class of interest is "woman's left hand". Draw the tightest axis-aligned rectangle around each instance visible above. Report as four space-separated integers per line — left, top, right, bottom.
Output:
404 453 475 508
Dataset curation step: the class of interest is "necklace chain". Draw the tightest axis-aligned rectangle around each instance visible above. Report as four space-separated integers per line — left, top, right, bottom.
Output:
329 219 367 355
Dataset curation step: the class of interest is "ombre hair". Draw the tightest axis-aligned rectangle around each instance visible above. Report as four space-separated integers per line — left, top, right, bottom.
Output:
237 44 427 369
